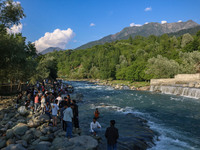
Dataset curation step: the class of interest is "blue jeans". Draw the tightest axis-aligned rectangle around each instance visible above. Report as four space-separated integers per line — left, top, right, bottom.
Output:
107 144 117 150
66 121 72 138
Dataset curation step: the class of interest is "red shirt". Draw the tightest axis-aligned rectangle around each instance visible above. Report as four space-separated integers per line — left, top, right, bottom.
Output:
34 96 39 103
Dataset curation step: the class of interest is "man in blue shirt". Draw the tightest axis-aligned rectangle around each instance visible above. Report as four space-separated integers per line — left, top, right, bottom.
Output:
63 104 73 138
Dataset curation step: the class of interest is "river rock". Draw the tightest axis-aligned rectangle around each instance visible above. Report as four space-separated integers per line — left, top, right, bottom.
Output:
34 130 42 138
50 137 73 150
40 127 47 134
6 139 15 146
47 133 55 141
12 123 28 136
6 129 14 139
3 144 26 150
138 86 150 91
27 120 37 128
18 106 28 116
0 139 6 149
17 119 26 124
34 141 51 150
5 121 13 130
21 133 34 143
39 136 49 141
15 140 28 148
69 135 98 149
31 139 40 145
57 131 66 137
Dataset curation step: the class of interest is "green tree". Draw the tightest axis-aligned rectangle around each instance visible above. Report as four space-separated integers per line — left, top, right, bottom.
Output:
146 55 180 78
181 33 194 48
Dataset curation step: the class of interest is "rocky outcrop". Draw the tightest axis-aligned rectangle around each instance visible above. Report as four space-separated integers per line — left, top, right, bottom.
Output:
0 97 99 150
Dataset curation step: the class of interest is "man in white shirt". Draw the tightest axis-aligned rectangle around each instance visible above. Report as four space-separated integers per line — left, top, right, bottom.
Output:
52 100 59 127
56 94 62 106
63 104 73 138
90 117 101 136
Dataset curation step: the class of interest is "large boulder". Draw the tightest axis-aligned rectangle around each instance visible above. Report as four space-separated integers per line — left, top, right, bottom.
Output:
50 137 73 150
12 123 28 136
18 106 28 116
69 135 98 149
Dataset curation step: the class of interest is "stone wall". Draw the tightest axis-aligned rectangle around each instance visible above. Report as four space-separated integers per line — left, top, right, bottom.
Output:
175 74 200 80
150 73 200 85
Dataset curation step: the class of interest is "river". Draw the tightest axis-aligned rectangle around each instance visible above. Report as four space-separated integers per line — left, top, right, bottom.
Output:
66 81 200 150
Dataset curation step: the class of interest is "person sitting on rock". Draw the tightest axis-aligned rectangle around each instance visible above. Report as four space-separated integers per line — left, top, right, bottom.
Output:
90 117 101 136
52 100 59 127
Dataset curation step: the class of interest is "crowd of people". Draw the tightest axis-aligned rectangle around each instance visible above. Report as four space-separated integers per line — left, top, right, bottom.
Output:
17 80 119 150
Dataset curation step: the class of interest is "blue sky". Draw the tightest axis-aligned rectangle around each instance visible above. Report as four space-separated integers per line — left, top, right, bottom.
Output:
14 0 200 51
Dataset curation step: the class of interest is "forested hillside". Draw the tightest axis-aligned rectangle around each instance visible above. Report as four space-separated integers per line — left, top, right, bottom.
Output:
48 31 200 81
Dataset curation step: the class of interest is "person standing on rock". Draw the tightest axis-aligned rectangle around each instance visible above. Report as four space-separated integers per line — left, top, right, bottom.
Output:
56 94 62 106
52 100 59 127
90 117 101 136
34 93 39 113
41 95 46 114
71 100 79 130
45 101 52 122
105 120 119 150
63 103 73 138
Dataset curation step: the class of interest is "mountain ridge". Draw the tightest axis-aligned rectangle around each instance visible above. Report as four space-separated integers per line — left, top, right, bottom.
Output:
76 20 199 50
40 47 63 55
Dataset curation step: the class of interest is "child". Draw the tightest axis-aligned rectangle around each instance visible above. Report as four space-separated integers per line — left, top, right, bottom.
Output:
94 108 100 119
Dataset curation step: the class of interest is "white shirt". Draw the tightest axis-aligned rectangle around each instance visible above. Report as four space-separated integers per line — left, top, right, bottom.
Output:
90 121 101 132
52 103 59 116
56 96 62 105
41 97 45 108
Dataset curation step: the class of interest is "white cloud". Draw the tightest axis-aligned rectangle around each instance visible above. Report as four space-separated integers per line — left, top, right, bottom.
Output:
90 23 95 27
161 20 167 24
7 23 23 34
178 20 182 22
34 28 75 52
130 23 141 27
145 22 149 24
144 7 152 11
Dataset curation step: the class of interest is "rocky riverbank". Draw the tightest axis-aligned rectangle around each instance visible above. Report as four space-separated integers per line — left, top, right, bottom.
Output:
67 79 150 91
0 97 98 150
